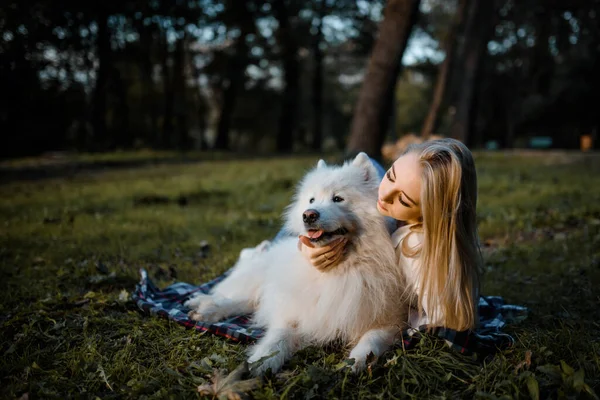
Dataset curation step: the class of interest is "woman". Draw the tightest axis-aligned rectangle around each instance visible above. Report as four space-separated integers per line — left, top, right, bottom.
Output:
299 138 481 332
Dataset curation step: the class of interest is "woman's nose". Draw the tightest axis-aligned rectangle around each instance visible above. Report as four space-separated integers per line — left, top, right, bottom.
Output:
379 183 394 203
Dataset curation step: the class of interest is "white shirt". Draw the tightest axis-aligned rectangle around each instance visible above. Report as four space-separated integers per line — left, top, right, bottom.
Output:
391 224 442 329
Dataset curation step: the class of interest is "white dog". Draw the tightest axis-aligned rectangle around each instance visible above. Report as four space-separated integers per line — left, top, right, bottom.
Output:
185 153 406 375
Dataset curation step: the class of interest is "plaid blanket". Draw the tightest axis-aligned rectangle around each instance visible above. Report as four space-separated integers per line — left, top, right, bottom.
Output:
132 268 528 356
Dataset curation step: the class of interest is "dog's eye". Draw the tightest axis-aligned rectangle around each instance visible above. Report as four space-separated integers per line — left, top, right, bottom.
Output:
332 196 344 203
309 198 315 204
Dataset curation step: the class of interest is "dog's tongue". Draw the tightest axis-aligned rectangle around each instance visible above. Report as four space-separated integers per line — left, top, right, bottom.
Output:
307 229 324 239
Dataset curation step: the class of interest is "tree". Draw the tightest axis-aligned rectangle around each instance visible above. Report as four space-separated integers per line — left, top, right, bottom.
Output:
214 0 256 151
448 0 495 144
91 5 111 150
420 0 467 139
136 20 160 147
173 33 189 150
160 28 174 148
4 0 600 157
310 0 325 151
346 0 421 160
273 0 300 153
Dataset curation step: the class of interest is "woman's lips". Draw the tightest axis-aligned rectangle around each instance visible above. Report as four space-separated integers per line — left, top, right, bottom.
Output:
377 199 388 211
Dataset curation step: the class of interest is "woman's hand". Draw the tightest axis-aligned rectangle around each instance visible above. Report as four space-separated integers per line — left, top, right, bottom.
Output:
297 236 347 272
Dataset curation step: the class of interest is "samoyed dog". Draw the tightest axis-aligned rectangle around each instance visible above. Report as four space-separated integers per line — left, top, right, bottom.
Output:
185 153 406 375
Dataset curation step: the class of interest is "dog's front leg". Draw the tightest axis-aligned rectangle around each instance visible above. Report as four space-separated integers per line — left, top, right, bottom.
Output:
186 294 255 322
348 327 399 373
185 255 265 322
247 326 303 376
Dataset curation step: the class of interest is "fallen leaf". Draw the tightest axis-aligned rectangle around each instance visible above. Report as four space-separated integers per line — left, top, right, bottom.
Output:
197 362 259 400
560 360 575 376
573 368 585 391
384 354 399 367
536 364 562 381
209 352 227 365
97 364 113 391
514 350 532 373
118 290 129 302
526 375 540 400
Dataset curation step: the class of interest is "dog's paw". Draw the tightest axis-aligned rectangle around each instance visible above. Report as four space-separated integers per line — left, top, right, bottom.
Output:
188 308 221 322
348 350 376 374
184 293 211 309
248 353 282 377
247 345 284 376
239 240 272 260
187 304 227 322
185 295 228 322
188 309 205 321
349 357 366 374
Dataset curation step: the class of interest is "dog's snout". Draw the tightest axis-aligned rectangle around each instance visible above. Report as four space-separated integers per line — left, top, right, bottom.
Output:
303 209 320 224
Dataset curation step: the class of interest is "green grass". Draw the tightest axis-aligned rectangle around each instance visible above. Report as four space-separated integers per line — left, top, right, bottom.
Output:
1 151 599 399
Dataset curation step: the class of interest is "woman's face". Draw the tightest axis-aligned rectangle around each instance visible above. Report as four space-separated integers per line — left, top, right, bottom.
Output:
377 152 422 224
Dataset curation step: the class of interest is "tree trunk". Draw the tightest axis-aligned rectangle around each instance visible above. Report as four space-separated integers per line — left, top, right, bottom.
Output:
214 81 235 151
161 32 174 148
420 0 467 139
531 8 552 96
173 34 189 150
311 1 325 151
91 6 111 150
214 48 245 150
139 26 158 147
273 0 299 153
113 68 131 148
449 0 495 144
214 3 253 151
346 0 421 160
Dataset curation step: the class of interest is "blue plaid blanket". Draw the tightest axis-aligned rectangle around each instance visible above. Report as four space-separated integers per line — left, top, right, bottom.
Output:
132 268 528 356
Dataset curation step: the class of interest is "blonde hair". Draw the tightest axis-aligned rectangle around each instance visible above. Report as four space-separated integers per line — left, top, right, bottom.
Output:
402 138 481 331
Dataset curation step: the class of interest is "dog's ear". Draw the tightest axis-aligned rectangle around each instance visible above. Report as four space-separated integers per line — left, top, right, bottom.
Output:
352 152 377 182
317 159 327 169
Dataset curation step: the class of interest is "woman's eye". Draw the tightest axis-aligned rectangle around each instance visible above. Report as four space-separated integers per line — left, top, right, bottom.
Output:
309 198 315 204
399 196 410 207
332 196 344 203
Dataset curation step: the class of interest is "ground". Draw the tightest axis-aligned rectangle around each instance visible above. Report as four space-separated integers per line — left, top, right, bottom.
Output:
1 151 599 399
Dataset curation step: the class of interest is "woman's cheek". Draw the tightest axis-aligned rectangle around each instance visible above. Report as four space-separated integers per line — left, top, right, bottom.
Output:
376 202 387 217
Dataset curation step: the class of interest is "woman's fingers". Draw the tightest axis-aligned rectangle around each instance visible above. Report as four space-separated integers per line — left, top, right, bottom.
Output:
298 235 315 249
299 236 344 258
309 237 346 260
315 248 346 272
313 241 347 271
298 236 348 268
326 250 346 270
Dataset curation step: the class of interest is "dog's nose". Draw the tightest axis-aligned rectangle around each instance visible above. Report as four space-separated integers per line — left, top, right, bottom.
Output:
303 209 320 224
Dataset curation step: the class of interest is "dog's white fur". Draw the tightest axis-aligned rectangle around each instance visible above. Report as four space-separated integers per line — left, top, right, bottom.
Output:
185 153 406 375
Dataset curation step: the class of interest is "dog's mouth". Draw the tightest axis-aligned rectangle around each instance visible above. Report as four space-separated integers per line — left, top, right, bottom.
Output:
306 227 349 242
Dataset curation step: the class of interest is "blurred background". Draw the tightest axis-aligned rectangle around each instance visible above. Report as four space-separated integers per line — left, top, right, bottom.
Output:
1 0 599 160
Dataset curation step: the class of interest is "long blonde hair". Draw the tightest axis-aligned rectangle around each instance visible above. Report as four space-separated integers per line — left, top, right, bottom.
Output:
403 138 481 331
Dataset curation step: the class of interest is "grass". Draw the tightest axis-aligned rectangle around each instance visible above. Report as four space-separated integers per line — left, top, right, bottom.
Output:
1 151 599 399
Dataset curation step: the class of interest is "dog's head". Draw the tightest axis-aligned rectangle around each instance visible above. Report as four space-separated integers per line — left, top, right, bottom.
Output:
283 152 381 247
